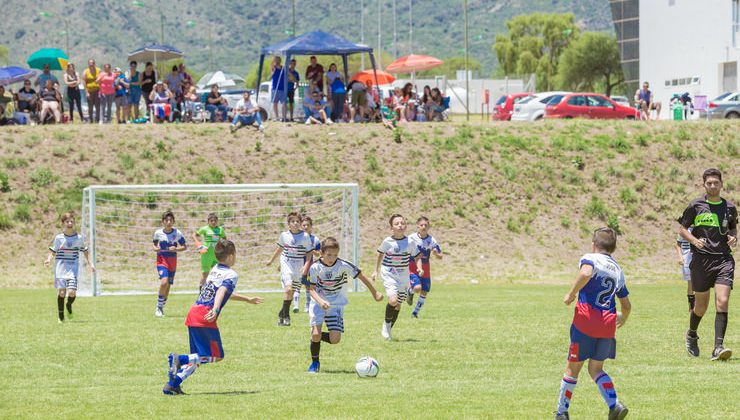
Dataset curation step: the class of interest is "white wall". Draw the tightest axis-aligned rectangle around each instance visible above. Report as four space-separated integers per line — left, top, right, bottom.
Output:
640 0 740 118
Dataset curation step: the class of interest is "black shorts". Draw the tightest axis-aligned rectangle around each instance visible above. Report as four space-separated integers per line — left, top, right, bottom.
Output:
690 253 735 292
287 90 295 104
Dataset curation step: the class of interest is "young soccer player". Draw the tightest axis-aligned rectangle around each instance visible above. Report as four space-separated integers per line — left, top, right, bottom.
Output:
304 237 383 373
163 238 263 395
44 212 95 323
679 168 737 361
406 216 442 318
192 213 227 288
555 227 631 420
292 215 321 313
674 227 695 312
372 214 422 341
152 210 187 317
266 212 314 326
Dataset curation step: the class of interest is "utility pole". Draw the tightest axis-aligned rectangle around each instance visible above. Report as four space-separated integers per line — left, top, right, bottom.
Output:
361 0 365 70
464 0 469 121
292 0 296 37
160 6 164 44
377 0 382 69
409 0 413 54
392 0 397 59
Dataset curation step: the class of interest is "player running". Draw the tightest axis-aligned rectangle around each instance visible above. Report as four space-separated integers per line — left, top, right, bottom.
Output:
292 215 321 313
406 216 442 318
192 213 226 289
152 210 187 317
674 228 695 312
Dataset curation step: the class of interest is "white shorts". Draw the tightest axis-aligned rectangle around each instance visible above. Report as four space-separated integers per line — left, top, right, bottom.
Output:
682 252 693 282
381 266 409 303
55 277 78 290
280 259 304 291
309 300 345 332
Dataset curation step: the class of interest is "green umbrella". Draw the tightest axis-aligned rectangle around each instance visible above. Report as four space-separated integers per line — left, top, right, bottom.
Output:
27 48 69 71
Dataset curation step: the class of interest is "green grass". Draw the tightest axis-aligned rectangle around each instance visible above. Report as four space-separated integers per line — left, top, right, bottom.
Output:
2 284 738 418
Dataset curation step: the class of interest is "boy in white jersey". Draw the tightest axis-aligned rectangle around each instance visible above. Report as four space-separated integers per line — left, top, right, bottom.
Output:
304 237 383 373
163 239 263 395
372 214 422 341
406 216 442 318
44 212 95 323
266 212 314 326
292 215 321 313
152 210 187 317
674 227 695 312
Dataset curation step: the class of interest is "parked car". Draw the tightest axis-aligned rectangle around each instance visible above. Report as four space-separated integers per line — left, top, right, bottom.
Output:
610 95 630 106
492 92 533 121
511 91 571 121
708 91 740 119
545 93 639 120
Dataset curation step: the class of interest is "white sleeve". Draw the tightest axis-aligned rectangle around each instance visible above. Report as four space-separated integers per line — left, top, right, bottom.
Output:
49 236 61 252
277 232 286 248
377 238 391 254
409 239 421 258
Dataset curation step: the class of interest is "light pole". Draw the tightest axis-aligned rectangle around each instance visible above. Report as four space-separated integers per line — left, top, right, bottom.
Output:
377 0 382 69
409 0 413 54
464 0 469 121
361 0 365 70
292 0 296 39
392 0 397 59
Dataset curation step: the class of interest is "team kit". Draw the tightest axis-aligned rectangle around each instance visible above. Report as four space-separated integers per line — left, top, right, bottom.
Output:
46 168 736 418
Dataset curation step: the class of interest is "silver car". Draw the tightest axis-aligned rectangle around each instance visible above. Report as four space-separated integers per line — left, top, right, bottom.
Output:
511 91 571 121
708 91 740 119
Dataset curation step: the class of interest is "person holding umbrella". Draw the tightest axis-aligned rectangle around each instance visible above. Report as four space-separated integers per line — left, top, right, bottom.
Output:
83 59 101 124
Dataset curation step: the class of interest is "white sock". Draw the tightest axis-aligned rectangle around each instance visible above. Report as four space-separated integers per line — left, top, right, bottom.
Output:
413 295 426 314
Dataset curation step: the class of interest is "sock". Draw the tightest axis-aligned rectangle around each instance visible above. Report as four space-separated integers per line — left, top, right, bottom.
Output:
306 293 311 306
170 363 198 387
715 312 728 348
293 290 300 306
57 296 65 321
390 307 401 327
384 304 395 324
157 295 166 309
689 312 703 333
310 340 321 362
413 295 427 315
687 295 695 311
66 296 76 312
407 286 414 297
321 332 331 343
594 372 618 410
281 300 292 318
556 375 577 414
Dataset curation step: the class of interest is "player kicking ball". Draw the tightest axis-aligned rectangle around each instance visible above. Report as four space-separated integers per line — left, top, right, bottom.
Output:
163 239 262 395
555 228 631 420
304 237 383 373
406 216 442 318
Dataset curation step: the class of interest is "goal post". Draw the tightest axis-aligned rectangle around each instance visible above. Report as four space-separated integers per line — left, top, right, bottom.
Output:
79 183 360 296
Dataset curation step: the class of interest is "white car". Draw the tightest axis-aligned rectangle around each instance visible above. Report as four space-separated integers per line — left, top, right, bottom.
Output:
610 96 630 106
511 91 571 121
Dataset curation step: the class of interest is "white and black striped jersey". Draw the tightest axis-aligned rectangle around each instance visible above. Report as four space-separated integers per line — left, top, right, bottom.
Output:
49 232 88 280
278 230 315 275
377 236 421 269
306 258 360 305
676 227 692 255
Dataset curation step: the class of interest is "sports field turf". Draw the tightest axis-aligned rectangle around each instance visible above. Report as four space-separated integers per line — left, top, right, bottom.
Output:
2 283 737 419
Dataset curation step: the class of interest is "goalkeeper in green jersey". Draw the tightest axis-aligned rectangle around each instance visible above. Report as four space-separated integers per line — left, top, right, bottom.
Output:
192 213 227 287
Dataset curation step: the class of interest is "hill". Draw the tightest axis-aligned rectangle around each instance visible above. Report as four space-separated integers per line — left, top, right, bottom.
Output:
0 0 612 79
0 120 737 288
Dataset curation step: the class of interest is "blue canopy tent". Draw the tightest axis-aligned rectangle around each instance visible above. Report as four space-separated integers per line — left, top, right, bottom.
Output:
256 30 380 103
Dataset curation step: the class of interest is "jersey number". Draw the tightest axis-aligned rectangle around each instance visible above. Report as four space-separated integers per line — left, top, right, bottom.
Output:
595 277 616 308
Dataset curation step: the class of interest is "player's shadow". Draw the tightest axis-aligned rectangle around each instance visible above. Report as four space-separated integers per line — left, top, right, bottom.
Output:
322 369 356 375
193 390 260 396
393 338 420 342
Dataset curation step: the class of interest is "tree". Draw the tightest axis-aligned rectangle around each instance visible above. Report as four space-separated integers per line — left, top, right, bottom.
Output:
493 13 579 90
557 32 624 97
0 45 8 66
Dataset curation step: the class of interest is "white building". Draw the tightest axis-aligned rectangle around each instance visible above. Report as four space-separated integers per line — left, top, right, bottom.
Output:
612 0 740 118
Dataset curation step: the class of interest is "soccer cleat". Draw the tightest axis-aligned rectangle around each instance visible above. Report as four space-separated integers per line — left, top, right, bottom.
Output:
283 316 291 326
608 402 629 420
307 360 320 373
168 353 182 381
162 383 186 395
303 305 309 313
711 346 732 361
412 312 419 318
554 412 570 420
57 319 64 324
66 303 73 315
155 307 164 318
406 289 414 306
381 321 392 341
292 305 300 314
685 330 700 357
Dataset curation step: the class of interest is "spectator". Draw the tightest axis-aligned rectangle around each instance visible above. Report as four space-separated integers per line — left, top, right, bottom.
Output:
401 82 415 121
63 63 83 122
83 59 101 124
179 64 193 86
149 81 173 123
114 67 130 123
0 85 14 125
635 81 661 121
420 85 432 120
206 84 229 123
229 91 265 133
15 80 38 116
304 90 332 125
271 56 287 122
166 65 184 99
96 64 116 124
35 64 58 88
305 56 324 93
326 63 346 122
287 59 299 122
39 79 62 124
127 61 142 120
140 62 156 112
429 87 445 121
349 79 367 123
391 86 405 122
182 85 198 122
365 82 380 122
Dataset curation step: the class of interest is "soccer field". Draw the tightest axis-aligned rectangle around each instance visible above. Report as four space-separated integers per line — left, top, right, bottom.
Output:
2 283 737 419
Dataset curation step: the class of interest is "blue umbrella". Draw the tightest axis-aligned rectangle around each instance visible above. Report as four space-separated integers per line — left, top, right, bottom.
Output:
0 66 37 86
128 44 184 63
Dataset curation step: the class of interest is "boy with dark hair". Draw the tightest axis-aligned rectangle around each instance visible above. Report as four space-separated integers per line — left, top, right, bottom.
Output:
674 228 695 312
193 213 227 288
555 227 631 420
292 215 321 313
679 168 737 361
163 239 263 395
152 210 187 317
406 216 442 318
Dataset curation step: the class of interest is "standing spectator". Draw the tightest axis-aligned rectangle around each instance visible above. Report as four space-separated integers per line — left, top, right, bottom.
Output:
286 59 300 122
83 59 101 124
35 64 58 88
206 84 229 123
140 62 156 113
127 61 142 120
305 56 324 94
63 63 84 122
114 67 130 123
271 56 287 122
326 63 346 122
349 80 367 123
39 79 62 124
15 80 38 117
96 64 116 124
0 86 15 125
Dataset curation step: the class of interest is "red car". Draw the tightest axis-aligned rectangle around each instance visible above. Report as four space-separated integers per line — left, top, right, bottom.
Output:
544 93 639 120
492 93 533 121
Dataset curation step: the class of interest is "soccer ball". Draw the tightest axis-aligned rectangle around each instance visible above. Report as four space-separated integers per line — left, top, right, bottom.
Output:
355 356 380 378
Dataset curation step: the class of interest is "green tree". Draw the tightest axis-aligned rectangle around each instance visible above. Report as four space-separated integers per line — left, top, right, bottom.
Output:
557 32 624 96
493 13 579 90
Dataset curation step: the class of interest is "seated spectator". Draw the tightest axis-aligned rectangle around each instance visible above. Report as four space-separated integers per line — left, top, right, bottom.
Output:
420 85 433 121
179 64 193 86
149 81 174 123
205 84 229 122
229 91 264 133
15 80 38 114
635 81 661 121
303 90 332 125
114 67 130 123
39 79 62 124
400 82 415 122
35 64 59 88
0 85 15 125
349 80 367 123
429 87 446 122
391 87 405 122
182 85 199 122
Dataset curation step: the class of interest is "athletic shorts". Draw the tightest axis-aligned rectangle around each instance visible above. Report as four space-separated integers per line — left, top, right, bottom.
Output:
409 274 431 292
157 265 176 284
690 253 735 293
55 277 78 290
271 89 286 104
188 326 223 359
287 90 295 104
681 252 693 282
200 251 218 273
568 324 616 362
381 266 409 303
280 260 304 291
309 300 345 332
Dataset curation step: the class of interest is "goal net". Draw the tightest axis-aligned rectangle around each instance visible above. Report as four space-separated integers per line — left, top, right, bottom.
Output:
79 183 359 296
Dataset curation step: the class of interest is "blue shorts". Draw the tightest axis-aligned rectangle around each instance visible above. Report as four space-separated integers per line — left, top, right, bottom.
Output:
568 325 616 362
271 89 286 104
188 326 224 358
157 265 176 284
409 274 431 292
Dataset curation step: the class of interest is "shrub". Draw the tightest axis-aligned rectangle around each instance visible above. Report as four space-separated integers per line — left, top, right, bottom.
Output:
0 212 12 230
0 172 10 192
13 204 31 222
30 167 56 188
585 196 609 220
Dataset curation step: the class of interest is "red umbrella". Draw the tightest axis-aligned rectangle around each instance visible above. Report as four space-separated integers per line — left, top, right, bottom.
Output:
385 54 444 73
350 69 396 86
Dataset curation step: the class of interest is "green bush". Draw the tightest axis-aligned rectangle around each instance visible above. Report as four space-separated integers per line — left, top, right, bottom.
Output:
585 196 609 220
0 212 13 230
13 204 31 222
0 172 10 192
30 167 57 188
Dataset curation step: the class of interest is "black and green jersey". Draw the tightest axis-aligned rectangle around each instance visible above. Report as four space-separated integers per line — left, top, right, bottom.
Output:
678 196 737 256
